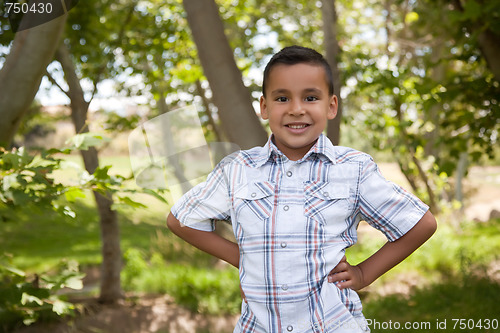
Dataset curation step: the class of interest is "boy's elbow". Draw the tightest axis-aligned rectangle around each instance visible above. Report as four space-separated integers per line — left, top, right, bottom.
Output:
422 210 437 238
166 212 180 231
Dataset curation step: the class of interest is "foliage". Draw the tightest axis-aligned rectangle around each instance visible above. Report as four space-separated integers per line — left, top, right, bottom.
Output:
342 0 500 212
0 135 167 328
0 146 75 219
363 263 500 333
0 134 167 220
0 255 84 332
122 248 241 315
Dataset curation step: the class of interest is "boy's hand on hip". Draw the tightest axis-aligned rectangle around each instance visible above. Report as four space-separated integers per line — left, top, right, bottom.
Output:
327 256 365 291
240 283 247 302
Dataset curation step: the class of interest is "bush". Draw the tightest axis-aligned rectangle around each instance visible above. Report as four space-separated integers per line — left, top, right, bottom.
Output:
0 254 84 332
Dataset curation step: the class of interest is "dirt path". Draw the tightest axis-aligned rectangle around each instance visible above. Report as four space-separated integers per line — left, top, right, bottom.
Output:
15 294 238 333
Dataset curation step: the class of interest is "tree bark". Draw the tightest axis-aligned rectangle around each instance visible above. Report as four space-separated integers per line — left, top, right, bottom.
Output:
476 29 500 82
322 0 343 145
451 0 500 81
195 79 226 143
0 15 67 148
182 0 267 150
55 44 122 304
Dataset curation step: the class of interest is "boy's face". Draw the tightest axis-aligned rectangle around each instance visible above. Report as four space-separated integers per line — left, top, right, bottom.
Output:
260 63 337 161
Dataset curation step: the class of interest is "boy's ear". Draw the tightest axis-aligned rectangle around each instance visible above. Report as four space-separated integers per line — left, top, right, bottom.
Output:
327 95 338 120
260 96 269 120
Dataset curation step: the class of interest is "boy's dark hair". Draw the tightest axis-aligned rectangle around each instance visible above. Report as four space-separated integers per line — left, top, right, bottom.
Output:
262 45 334 97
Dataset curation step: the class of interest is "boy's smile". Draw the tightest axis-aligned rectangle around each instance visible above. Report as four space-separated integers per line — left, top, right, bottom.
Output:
260 63 338 161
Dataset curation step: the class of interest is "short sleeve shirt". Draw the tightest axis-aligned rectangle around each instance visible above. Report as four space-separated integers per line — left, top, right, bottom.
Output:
171 134 429 333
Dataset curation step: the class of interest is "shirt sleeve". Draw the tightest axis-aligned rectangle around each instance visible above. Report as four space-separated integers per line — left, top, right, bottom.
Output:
170 162 231 232
357 156 429 242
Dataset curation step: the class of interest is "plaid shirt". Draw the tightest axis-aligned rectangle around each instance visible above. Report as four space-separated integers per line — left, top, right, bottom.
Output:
171 134 428 333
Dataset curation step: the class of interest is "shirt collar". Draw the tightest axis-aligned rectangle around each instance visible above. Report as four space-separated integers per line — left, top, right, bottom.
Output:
252 134 337 167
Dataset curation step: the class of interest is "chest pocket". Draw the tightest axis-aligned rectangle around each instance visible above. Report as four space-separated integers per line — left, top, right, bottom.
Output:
234 181 274 224
304 181 351 225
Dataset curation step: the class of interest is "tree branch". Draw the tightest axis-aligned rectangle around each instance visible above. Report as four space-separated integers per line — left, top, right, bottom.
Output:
45 70 70 99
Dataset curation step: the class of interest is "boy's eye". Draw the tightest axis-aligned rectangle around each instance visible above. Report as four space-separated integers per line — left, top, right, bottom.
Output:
305 96 318 102
276 96 289 102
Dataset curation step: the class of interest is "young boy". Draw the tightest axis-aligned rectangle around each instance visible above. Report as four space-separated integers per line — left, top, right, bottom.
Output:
167 46 437 333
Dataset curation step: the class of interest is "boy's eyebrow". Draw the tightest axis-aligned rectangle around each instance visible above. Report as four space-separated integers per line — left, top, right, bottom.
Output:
270 88 290 96
303 88 323 95
270 88 324 95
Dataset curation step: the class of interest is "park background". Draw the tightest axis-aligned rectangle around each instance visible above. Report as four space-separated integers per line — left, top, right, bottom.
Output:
1 0 500 332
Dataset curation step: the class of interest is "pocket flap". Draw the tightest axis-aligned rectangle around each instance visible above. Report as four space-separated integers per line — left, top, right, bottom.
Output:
305 181 349 200
235 181 274 200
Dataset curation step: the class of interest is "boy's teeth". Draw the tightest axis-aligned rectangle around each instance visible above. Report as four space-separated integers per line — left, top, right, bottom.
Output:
288 124 307 129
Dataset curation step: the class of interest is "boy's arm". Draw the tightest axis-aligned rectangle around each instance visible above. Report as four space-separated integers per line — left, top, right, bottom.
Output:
166 212 240 268
328 210 437 290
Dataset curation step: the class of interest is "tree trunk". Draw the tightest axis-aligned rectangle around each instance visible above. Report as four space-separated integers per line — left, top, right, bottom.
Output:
55 44 122 304
322 0 343 145
395 100 439 214
182 0 268 150
477 29 500 82
451 0 500 81
0 15 67 148
156 89 192 193
195 79 226 143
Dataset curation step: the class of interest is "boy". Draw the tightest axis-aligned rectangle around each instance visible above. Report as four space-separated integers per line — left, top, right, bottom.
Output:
167 46 437 332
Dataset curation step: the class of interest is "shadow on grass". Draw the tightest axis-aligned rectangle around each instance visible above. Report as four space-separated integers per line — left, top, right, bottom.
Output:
363 273 500 333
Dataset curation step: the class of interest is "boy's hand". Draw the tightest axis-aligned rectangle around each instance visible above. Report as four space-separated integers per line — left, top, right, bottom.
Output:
327 256 366 291
240 283 247 302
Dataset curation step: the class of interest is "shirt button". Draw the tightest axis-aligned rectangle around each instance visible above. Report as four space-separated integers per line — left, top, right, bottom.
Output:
283 205 289 211
281 284 288 291
286 171 293 177
281 242 287 248
251 192 257 198
323 192 329 198
287 325 294 331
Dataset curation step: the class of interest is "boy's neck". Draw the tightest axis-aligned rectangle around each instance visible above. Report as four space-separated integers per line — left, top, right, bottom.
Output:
271 135 319 161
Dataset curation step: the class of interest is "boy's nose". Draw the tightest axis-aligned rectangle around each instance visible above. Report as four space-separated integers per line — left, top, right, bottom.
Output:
289 100 305 116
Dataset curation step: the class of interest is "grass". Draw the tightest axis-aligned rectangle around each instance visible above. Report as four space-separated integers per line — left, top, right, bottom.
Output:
0 199 167 272
362 273 500 332
349 218 500 333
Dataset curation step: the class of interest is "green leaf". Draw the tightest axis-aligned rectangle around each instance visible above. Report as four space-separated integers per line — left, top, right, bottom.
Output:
62 206 77 219
1 264 26 277
405 11 419 24
52 299 72 315
2 173 18 191
65 133 110 151
62 276 84 290
93 165 112 180
143 189 168 204
463 0 482 20
115 196 147 209
21 293 43 306
64 187 86 202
